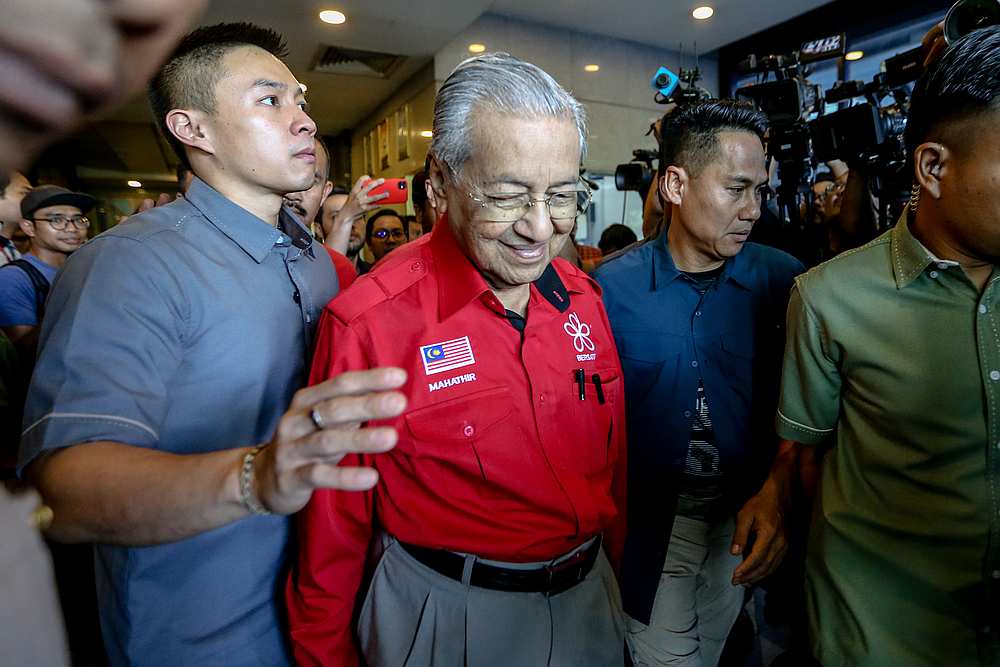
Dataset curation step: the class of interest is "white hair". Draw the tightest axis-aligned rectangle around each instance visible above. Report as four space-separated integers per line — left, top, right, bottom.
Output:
430 52 587 174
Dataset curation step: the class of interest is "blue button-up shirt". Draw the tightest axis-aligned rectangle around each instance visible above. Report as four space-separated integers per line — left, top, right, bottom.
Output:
19 178 338 666
593 231 802 622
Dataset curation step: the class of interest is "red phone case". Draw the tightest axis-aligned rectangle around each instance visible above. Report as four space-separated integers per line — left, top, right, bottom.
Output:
369 178 409 204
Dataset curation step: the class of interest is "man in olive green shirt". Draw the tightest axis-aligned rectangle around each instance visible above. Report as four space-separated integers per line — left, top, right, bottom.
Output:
777 27 1000 666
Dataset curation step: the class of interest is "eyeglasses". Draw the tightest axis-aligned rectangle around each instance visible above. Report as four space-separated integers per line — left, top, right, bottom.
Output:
467 188 592 223
372 228 406 240
33 215 90 231
441 158 592 223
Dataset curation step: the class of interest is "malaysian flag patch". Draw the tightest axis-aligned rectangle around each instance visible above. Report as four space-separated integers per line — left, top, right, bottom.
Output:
419 336 476 376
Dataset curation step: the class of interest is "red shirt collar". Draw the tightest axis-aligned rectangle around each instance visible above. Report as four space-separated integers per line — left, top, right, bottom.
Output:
427 214 581 322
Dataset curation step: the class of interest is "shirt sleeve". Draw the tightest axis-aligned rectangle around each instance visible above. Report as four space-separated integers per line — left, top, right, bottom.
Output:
18 236 186 472
286 309 374 667
0 265 40 327
323 246 358 292
775 282 841 445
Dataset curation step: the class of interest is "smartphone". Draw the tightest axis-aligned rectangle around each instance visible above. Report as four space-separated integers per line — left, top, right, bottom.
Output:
369 178 408 204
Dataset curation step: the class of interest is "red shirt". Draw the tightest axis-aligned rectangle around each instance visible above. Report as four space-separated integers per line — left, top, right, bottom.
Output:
322 245 357 290
287 219 627 666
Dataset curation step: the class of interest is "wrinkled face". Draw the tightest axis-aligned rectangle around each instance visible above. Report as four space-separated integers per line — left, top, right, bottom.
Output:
668 131 767 262
369 215 405 261
937 112 1000 262
24 204 87 254
0 171 31 228
203 46 316 196
446 111 581 291
284 144 330 224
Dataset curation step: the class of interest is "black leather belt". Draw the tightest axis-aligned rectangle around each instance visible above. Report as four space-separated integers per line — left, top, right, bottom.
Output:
398 536 602 597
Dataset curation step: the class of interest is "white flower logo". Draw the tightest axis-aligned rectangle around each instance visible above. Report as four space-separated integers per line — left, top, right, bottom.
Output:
563 312 595 353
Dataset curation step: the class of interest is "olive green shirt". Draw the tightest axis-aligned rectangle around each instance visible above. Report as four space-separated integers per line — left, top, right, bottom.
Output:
777 214 1000 667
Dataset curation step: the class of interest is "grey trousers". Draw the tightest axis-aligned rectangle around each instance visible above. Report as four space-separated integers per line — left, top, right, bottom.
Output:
625 516 744 667
357 537 625 666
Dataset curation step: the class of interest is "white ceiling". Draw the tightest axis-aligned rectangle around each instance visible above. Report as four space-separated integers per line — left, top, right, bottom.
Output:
106 0 835 135
491 0 837 54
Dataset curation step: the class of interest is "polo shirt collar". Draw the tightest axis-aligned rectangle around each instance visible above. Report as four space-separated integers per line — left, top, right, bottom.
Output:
184 177 309 263
650 227 754 291
429 214 575 322
891 207 958 289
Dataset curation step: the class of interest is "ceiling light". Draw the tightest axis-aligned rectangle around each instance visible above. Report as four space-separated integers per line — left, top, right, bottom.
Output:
127 180 142 188
319 10 347 25
419 130 433 138
584 64 600 72
468 43 486 54
692 6 714 20
845 50 864 61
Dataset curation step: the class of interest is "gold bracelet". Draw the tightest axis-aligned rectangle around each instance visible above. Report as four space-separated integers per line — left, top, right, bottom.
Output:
239 445 272 516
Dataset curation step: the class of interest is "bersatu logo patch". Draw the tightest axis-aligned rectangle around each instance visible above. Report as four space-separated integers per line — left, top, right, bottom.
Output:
564 312 596 362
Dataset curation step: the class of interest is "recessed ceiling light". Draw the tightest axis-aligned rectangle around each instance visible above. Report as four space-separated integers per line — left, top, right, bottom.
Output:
845 50 864 61
127 180 142 188
468 43 486 54
319 10 347 25
584 64 600 72
692 6 714 20
419 130 433 138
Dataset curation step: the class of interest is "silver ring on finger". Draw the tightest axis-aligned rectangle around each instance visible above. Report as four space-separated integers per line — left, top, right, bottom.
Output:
310 407 325 431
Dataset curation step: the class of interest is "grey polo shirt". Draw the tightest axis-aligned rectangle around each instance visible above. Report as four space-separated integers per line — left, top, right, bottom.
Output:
19 177 338 667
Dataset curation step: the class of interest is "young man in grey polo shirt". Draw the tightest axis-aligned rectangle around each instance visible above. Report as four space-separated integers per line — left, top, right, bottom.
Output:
19 23 408 667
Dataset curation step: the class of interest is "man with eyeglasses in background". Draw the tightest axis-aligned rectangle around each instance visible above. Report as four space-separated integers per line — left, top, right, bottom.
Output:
0 185 93 358
287 52 627 666
360 208 407 274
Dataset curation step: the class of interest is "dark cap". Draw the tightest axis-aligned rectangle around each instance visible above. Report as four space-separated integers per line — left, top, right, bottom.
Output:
21 185 96 219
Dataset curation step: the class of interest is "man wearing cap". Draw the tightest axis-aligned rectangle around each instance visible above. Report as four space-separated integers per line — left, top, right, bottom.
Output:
287 53 627 667
0 184 93 356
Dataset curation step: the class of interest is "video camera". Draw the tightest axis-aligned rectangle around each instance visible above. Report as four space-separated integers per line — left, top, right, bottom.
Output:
614 148 658 196
614 64 715 195
734 35 846 226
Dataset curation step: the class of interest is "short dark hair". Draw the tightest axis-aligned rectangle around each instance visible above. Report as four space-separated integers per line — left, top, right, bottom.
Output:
659 100 768 178
149 23 289 168
175 163 192 183
411 170 428 208
365 209 403 241
598 223 638 255
905 25 1000 160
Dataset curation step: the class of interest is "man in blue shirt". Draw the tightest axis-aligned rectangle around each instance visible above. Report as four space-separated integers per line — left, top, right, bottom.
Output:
594 100 803 666
0 185 93 355
20 23 408 666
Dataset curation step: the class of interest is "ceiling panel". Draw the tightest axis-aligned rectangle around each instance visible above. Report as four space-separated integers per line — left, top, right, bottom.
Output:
489 0 837 53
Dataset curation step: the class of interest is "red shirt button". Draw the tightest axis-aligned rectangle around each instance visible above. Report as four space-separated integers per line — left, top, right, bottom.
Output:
410 261 424 272
463 424 475 437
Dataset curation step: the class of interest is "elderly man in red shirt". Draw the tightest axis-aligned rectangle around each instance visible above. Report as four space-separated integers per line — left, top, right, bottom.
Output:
287 52 627 666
